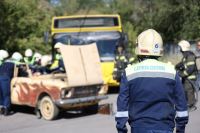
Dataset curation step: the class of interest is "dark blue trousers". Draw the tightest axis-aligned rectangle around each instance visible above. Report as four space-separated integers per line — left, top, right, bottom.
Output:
0 76 11 109
131 128 173 133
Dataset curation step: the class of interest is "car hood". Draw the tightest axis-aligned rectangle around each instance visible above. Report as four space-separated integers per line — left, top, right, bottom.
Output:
59 43 103 87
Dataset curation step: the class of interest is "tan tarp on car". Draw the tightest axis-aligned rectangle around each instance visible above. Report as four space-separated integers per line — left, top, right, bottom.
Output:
59 43 103 87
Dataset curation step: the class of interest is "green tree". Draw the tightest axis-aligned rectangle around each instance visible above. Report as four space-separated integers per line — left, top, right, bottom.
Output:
1 0 200 55
0 0 54 54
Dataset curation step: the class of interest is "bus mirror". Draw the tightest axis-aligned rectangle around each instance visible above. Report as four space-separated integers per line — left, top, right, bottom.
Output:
44 31 49 44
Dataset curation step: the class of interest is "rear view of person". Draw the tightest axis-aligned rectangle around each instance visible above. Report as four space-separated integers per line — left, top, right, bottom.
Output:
0 52 15 116
176 40 198 109
115 29 188 133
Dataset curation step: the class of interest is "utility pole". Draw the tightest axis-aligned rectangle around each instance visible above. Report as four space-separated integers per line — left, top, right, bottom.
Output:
148 0 153 28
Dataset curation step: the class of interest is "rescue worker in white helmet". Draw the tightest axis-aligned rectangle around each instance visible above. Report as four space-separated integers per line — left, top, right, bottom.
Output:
115 29 188 133
113 40 135 82
31 55 52 75
50 42 65 73
33 52 42 66
50 42 62 69
10 52 23 64
175 40 198 109
24 49 35 65
0 50 9 65
0 51 16 115
30 52 42 74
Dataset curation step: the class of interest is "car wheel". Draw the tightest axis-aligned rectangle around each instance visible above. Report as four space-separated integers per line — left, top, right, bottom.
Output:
39 96 59 120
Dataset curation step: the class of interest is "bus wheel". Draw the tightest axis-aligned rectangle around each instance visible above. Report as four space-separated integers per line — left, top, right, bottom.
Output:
39 96 59 120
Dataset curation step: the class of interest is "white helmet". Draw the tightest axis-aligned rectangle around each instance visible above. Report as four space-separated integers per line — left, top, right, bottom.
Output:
135 29 163 56
54 42 64 49
34 52 42 61
178 40 190 51
0 51 3 60
41 55 52 67
0 50 9 59
12 52 23 61
25 49 33 57
0 51 3 61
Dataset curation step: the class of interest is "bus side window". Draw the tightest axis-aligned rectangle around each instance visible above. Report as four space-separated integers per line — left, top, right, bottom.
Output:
113 18 119 26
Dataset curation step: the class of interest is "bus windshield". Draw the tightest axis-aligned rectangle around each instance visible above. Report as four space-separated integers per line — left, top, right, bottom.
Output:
53 31 121 61
54 17 119 28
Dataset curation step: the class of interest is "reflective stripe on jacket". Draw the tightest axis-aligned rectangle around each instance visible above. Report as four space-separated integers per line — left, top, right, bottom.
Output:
24 57 35 65
176 51 197 81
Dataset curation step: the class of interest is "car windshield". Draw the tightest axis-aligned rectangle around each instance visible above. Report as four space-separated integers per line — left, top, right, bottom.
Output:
53 31 121 61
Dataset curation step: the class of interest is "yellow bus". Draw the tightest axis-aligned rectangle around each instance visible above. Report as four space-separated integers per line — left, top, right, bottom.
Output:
51 14 127 87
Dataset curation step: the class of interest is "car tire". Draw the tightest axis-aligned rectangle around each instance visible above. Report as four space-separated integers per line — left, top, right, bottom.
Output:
39 96 59 120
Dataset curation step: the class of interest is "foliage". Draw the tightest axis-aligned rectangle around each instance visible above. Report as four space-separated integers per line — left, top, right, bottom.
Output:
1 0 200 55
0 0 53 54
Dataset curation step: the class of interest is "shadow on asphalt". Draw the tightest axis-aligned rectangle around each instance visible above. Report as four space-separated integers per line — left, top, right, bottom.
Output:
8 86 119 119
10 105 98 120
58 111 94 120
108 86 119 94
10 105 35 115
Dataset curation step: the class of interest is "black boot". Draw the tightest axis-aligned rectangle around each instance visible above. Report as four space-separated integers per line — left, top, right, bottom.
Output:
0 107 4 115
3 107 9 116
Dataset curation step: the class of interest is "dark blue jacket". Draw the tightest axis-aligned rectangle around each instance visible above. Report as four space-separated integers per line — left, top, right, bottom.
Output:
0 62 15 79
115 59 188 133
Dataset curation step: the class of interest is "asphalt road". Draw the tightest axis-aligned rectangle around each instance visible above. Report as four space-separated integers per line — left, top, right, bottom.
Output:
0 93 200 133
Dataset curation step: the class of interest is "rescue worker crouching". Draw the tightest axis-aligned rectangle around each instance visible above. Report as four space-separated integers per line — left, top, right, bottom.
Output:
0 51 15 116
113 42 135 82
175 40 198 109
115 29 188 133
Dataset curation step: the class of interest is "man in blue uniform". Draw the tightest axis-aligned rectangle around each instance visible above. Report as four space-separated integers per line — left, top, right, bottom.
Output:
115 29 188 133
0 58 15 116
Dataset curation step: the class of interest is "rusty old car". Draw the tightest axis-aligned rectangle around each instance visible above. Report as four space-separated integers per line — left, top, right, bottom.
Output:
10 44 107 120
